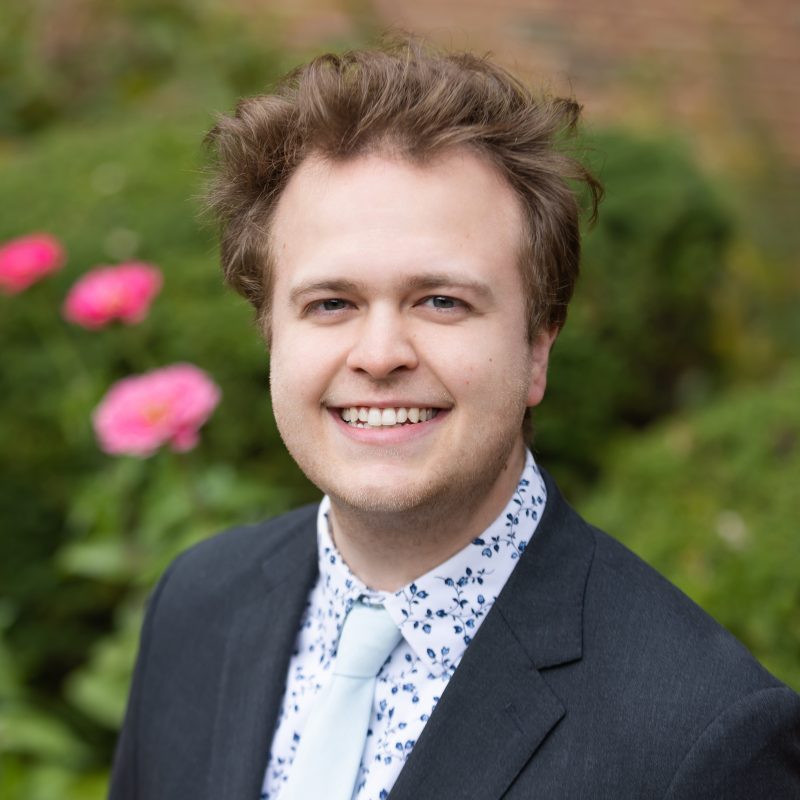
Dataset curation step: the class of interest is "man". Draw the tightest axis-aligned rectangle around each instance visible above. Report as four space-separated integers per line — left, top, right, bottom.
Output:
110 42 800 799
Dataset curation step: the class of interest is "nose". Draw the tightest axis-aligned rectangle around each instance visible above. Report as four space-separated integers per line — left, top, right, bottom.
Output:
345 306 418 379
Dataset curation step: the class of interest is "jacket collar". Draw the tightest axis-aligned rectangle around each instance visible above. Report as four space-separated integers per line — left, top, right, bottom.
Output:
388 469 595 799
206 507 319 800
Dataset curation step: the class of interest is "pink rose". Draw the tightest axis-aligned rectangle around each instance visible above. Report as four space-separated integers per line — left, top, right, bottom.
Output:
93 364 221 457
63 262 162 328
0 233 65 294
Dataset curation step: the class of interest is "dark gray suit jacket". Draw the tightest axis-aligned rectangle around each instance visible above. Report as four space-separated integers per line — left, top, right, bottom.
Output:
109 471 800 798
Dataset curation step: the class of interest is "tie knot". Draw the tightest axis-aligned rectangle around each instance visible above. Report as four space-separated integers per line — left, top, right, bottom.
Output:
333 601 401 678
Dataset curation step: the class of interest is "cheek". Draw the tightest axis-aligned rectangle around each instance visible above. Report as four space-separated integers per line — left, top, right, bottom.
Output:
436 352 529 415
268 354 314 456
268 340 304 418
473 348 533 407
439 330 523 378
269 326 346 407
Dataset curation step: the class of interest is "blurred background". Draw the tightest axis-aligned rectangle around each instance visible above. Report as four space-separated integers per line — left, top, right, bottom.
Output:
1 0 798 796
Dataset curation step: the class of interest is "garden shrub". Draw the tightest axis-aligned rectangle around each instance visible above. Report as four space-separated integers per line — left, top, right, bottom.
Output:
536 130 732 491
0 0 288 137
579 363 800 692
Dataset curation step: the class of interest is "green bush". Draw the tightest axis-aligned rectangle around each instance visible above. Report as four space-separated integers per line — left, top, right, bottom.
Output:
578 364 800 691
0 0 288 137
536 131 732 491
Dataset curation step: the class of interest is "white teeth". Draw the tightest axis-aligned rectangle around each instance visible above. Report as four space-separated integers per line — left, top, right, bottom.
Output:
339 406 438 427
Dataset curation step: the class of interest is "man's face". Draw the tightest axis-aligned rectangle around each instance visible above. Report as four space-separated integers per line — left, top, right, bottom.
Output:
268 149 554 521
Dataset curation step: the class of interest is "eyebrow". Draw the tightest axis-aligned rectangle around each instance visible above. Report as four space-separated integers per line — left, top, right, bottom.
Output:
289 273 495 305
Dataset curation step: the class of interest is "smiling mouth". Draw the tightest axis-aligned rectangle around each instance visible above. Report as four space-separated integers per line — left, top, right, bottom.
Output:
339 406 439 428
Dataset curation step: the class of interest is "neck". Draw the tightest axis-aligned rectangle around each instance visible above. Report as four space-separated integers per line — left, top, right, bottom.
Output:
327 444 527 591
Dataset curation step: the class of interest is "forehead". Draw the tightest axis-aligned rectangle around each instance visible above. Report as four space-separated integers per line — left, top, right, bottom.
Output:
269 149 525 288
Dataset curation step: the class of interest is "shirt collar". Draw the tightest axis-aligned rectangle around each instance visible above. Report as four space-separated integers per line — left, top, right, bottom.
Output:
315 449 547 677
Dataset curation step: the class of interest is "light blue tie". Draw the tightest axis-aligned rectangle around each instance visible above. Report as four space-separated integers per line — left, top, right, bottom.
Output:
279 601 402 800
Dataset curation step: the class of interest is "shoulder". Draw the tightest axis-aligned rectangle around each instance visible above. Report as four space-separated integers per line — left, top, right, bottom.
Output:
109 503 321 797
584 521 781 697
574 507 800 780
527 478 800 793
662 683 800 798
151 503 319 612
534 468 784 700
172 503 318 578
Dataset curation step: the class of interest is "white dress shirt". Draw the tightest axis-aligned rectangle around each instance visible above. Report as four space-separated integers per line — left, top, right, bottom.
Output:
262 450 547 800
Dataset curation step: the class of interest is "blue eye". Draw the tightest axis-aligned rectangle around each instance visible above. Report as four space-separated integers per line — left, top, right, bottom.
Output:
304 298 352 318
319 299 348 311
425 296 459 309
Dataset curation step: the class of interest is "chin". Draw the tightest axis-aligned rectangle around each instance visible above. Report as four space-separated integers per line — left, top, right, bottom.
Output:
327 481 438 515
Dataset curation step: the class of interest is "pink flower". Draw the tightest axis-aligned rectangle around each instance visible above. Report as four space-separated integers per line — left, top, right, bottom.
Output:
63 262 162 328
93 364 221 457
0 233 65 294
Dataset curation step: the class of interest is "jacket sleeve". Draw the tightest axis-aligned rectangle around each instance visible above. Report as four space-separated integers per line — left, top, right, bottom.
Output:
107 559 181 800
663 685 800 799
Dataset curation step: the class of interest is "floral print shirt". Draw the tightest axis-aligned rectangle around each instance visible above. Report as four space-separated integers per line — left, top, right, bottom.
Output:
262 450 547 800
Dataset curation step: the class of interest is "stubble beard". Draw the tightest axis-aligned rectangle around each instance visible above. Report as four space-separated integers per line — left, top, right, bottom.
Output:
284 413 526 547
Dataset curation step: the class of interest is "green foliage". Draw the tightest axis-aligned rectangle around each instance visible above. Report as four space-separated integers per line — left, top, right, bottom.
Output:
579 364 800 691
0 0 290 137
536 131 732 491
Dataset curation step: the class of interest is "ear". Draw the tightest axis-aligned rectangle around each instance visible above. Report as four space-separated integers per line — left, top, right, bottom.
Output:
526 326 559 408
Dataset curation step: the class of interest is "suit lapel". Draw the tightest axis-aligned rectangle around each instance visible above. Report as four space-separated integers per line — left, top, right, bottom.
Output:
387 607 566 800
207 510 319 800
389 472 595 800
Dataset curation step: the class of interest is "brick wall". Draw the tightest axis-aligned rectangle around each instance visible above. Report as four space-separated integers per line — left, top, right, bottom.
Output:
260 0 800 169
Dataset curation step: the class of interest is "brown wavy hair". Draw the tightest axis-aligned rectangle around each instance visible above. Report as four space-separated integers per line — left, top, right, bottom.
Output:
205 38 602 342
